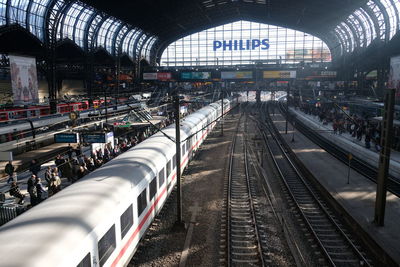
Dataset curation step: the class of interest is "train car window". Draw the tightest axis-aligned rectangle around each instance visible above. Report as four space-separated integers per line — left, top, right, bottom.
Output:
77 253 91 267
120 204 133 239
137 189 147 217
98 225 116 267
181 144 185 157
166 160 171 178
150 177 157 200
187 140 191 152
158 168 165 188
172 155 176 169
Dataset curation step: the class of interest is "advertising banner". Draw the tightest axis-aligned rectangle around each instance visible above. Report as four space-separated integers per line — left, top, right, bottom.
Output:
263 70 297 79
181 72 211 80
221 71 253 79
143 73 158 80
9 55 39 104
389 55 400 101
143 72 172 81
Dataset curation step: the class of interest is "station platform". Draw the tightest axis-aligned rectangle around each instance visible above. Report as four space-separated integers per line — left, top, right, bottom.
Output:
288 107 400 179
0 143 70 180
271 112 400 264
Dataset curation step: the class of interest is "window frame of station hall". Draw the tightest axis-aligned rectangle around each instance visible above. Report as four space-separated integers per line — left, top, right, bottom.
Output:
160 20 332 67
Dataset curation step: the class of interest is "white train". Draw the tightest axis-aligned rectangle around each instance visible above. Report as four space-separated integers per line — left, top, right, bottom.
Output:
0 99 231 267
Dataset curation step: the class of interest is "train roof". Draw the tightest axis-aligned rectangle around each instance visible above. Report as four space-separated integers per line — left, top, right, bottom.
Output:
0 99 228 267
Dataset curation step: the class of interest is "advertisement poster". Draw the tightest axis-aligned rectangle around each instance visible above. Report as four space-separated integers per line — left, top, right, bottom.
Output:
10 55 39 104
221 71 253 79
143 72 172 81
388 55 400 102
263 70 297 79
181 72 211 80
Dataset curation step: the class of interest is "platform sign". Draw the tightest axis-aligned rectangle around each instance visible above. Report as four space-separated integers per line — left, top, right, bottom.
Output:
81 133 107 143
54 133 79 143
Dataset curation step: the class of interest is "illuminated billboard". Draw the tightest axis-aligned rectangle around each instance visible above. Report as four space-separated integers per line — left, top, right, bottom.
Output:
221 71 253 79
181 72 211 80
9 55 39 104
263 71 297 79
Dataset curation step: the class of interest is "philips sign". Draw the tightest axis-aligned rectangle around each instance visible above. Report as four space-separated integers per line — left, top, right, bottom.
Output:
213 39 270 51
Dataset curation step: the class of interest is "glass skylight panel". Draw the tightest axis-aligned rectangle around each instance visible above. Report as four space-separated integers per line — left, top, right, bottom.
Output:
339 22 355 52
28 0 51 41
74 7 93 48
354 8 376 46
8 0 29 27
348 15 365 47
104 20 120 53
367 0 386 39
380 0 397 39
334 27 348 52
135 33 147 59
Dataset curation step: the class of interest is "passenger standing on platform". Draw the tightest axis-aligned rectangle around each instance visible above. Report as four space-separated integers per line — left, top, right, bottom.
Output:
29 159 41 176
71 159 80 181
27 174 38 206
49 173 61 196
63 159 74 183
9 181 25 205
365 129 371 149
44 167 52 187
55 155 66 177
5 161 15 184
67 146 73 160
35 178 46 203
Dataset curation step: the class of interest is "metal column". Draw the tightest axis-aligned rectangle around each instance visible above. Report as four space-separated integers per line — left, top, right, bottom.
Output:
174 92 183 226
374 89 395 226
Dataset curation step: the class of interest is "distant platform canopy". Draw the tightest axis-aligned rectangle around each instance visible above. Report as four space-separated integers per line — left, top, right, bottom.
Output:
160 20 332 67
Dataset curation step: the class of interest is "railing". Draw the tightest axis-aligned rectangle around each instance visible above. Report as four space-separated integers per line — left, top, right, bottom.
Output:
0 205 25 226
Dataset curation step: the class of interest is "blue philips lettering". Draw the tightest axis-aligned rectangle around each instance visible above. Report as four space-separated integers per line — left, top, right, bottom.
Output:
213 38 270 51
223 40 232 51
213 41 222 51
239 40 245 50
252 39 260 50
261 39 270 50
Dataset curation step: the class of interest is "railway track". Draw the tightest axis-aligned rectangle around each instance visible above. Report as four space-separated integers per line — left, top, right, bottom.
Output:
260 106 372 267
279 103 400 197
222 113 268 266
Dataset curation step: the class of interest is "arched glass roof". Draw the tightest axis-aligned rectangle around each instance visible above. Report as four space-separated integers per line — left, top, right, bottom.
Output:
330 0 400 55
161 20 331 67
0 0 157 62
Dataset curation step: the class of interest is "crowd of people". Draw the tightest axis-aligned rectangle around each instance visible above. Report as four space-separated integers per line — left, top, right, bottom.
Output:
300 103 386 151
2 123 166 207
